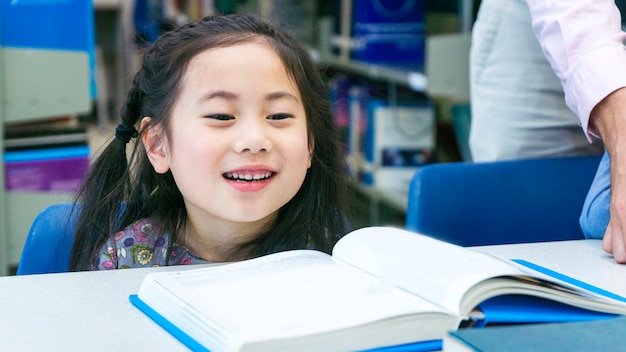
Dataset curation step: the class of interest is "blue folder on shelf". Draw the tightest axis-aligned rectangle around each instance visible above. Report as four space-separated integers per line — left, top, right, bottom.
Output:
0 0 97 98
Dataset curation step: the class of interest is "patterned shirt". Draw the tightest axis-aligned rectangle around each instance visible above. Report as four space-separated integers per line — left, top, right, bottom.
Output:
91 218 210 270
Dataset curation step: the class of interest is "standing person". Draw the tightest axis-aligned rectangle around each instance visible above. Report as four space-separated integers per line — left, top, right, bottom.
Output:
483 0 626 262
527 0 626 262
68 14 351 270
469 0 604 161
472 0 626 263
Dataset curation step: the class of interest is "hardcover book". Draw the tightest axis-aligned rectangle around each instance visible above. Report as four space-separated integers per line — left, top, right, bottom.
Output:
130 227 626 351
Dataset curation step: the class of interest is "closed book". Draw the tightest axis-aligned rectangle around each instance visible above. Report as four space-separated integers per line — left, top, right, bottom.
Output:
444 316 626 351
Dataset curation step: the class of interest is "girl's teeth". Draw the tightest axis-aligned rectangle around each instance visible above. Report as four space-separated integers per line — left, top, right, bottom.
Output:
225 172 272 181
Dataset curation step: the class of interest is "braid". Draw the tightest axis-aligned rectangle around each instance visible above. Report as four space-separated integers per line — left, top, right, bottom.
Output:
121 75 145 126
69 73 147 270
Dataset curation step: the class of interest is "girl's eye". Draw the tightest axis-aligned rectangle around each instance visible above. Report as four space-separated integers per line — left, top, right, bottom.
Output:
205 114 234 121
267 113 293 120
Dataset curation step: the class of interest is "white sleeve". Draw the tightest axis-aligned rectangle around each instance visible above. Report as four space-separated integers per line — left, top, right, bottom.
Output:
527 0 626 137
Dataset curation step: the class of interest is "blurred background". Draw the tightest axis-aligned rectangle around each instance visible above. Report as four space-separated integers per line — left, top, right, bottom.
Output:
0 0 478 274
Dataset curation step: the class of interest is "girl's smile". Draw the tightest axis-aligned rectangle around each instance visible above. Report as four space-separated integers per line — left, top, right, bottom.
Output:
223 165 277 192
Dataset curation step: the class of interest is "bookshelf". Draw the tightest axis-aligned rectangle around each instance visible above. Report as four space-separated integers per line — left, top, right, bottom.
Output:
0 1 95 275
315 1 473 226
317 54 428 93
0 15 6 276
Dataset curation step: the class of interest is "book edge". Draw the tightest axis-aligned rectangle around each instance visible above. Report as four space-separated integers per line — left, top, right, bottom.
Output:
129 294 210 352
512 259 626 302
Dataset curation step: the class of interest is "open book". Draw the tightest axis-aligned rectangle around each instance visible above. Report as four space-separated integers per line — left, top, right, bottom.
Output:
130 227 626 352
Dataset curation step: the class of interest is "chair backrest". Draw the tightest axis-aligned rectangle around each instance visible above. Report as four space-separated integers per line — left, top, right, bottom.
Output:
406 155 602 246
16 203 77 275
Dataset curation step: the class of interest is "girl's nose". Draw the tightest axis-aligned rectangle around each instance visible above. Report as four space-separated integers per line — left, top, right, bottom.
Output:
233 122 273 154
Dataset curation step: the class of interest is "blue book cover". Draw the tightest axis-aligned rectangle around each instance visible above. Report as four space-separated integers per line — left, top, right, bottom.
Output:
130 294 210 352
446 316 626 351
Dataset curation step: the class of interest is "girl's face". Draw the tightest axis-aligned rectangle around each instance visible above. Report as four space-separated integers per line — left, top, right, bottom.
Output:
144 41 311 240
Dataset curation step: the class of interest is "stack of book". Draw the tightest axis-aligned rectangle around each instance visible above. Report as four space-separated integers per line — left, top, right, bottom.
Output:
4 117 89 192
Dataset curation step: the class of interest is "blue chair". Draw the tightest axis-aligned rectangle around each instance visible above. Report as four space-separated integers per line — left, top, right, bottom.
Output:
16 203 77 275
406 155 603 246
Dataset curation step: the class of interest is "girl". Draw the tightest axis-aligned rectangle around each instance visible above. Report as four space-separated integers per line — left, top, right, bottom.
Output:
69 14 351 270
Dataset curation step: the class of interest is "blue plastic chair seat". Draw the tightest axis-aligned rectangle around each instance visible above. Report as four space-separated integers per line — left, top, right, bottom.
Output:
16 203 76 275
406 156 602 246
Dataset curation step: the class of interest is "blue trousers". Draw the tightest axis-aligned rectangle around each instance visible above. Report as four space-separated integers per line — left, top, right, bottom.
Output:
580 151 611 239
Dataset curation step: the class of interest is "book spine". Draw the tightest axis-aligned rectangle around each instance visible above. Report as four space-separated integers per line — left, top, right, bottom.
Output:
3 145 90 163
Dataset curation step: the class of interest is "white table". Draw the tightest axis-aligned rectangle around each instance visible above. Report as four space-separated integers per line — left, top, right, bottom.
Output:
2 239 625 351
0 264 206 351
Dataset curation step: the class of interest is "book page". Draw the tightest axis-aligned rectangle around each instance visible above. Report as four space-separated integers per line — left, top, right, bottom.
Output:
141 250 452 343
332 227 527 315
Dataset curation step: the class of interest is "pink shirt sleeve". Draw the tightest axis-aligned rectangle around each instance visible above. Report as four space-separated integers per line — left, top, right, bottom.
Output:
527 0 626 139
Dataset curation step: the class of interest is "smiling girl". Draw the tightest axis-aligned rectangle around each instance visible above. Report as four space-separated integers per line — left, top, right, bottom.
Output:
68 14 351 270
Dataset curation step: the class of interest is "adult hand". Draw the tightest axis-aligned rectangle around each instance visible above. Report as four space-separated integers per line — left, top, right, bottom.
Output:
591 87 626 263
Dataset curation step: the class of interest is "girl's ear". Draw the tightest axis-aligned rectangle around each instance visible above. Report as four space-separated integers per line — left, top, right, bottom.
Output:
141 117 170 174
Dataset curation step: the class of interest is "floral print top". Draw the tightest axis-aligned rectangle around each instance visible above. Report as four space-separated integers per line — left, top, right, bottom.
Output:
91 218 210 270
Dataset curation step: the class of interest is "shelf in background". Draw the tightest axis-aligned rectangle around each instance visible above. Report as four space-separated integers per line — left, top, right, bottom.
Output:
352 182 408 214
348 181 408 229
316 54 428 93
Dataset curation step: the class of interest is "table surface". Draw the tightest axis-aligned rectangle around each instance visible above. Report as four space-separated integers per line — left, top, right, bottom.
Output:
2 239 625 351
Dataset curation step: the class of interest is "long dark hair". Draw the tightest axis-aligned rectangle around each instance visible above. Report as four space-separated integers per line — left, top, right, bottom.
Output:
69 14 351 271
